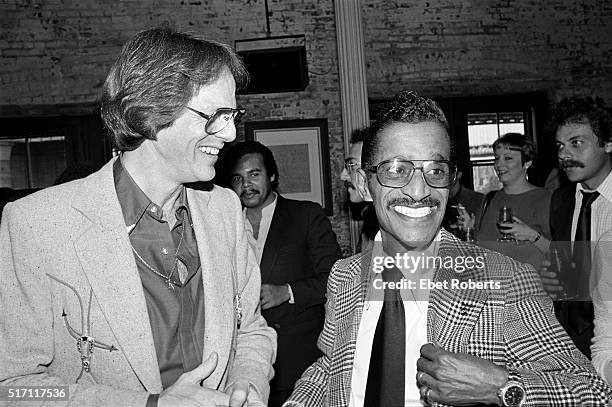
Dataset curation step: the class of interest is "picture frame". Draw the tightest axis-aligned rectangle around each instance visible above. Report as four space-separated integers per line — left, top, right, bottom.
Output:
244 118 333 215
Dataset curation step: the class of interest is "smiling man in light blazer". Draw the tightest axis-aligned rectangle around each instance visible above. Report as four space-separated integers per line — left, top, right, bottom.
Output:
0 27 275 407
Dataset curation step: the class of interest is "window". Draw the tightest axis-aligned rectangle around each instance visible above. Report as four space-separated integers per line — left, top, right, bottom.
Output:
1 134 67 189
468 111 527 194
1 109 111 191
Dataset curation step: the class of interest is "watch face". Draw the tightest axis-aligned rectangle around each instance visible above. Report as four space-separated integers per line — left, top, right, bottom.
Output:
504 385 525 406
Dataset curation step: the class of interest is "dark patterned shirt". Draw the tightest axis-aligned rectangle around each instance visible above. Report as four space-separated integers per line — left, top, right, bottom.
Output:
113 158 204 390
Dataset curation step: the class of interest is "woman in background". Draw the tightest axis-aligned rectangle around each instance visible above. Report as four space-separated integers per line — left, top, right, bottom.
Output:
459 133 551 268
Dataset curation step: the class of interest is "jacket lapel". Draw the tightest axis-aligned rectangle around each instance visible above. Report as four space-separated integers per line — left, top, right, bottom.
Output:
329 252 372 407
187 188 234 388
427 230 489 352
71 160 162 393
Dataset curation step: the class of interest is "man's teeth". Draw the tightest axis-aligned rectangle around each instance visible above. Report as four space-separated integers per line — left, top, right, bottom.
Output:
199 146 219 155
393 205 434 218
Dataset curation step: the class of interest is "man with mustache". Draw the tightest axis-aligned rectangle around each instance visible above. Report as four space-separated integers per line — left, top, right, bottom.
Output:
286 91 610 407
540 97 612 358
222 141 342 407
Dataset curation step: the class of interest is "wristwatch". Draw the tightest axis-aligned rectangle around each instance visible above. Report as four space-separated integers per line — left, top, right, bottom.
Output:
497 380 526 407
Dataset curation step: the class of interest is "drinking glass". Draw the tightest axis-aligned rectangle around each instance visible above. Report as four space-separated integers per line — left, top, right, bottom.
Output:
548 243 577 300
497 206 514 242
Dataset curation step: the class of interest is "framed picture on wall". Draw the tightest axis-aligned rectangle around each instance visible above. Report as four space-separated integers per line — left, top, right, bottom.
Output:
244 118 333 215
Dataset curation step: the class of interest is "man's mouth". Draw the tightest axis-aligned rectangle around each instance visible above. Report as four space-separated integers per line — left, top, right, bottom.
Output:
198 146 220 155
242 190 259 199
390 199 439 219
393 205 435 218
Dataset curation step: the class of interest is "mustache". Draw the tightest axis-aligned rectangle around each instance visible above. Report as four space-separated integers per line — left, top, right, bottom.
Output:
560 160 584 169
388 197 441 207
240 189 259 197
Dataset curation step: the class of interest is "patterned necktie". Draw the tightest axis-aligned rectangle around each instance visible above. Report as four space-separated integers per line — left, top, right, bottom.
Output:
363 266 406 407
573 191 600 297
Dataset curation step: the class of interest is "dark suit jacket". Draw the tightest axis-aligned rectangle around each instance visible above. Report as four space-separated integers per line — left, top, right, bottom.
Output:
550 184 594 358
260 195 342 391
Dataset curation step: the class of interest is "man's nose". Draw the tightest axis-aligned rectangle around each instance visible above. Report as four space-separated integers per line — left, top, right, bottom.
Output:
557 147 571 161
216 121 237 143
241 176 252 188
400 169 431 201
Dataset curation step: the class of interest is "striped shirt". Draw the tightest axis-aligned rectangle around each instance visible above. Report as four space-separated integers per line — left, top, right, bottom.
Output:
572 169 612 246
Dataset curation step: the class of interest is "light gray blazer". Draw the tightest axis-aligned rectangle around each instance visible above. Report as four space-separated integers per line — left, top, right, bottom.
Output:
0 159 276 406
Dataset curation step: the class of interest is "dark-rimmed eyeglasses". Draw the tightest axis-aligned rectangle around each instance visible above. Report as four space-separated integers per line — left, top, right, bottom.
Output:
366 158 457 189
186 106 246 135
344 158 361 172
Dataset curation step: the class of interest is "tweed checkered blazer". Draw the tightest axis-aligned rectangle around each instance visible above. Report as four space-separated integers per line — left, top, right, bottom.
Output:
286 229 612 406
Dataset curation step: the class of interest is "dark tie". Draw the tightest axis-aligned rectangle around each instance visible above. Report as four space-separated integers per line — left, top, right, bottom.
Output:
569 190 599 335
573 191 600 297
363 266 406 407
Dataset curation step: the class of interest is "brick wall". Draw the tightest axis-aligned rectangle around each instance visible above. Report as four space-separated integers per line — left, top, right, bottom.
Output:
362 0 612 103
2 0 611 254
0 0 352 254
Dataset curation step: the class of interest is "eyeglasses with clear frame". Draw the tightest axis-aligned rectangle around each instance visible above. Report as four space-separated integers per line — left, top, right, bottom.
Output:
186 106 246 135
344 158 361 172
366 158 458 189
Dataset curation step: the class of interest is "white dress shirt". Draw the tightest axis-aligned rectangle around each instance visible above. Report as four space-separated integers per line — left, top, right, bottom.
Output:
244 192 278 264
243 193 295 302
571 169 612 250
349 231 440 407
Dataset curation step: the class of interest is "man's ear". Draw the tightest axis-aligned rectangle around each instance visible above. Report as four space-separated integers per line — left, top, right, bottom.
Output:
356 168 373 202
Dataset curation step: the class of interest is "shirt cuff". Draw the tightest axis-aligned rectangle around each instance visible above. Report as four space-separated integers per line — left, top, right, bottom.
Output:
146 393 159 407
287 283 295 304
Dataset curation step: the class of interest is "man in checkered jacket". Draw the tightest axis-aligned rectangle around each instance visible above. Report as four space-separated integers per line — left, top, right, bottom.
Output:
286 91 611 407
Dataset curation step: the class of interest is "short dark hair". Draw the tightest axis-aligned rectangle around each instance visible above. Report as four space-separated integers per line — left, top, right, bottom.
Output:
362 90 451 168
350 126 370 145
221 141 279 189
492 133 536 165
548 96 612 147
101 26 248 151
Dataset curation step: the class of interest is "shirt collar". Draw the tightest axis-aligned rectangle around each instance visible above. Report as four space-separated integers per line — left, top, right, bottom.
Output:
114 157 189 232
576 169 612 203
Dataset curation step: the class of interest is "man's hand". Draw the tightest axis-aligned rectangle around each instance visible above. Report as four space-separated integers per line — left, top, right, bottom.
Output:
225 380 265 407
538 259 567 299
456 205 476 230
416 343 507 406
158 353 230 407
260 284 290 310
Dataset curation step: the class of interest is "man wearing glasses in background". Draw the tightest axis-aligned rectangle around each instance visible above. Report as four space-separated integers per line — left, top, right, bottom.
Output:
340 127 378 253
286 91 609 407
0 27 275 407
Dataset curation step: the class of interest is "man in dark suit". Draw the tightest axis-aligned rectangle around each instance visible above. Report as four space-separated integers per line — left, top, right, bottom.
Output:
541 97 612 358
222 141 342 407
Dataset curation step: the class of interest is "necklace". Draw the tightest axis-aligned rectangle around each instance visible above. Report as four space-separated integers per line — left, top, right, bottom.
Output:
131 218 187 290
